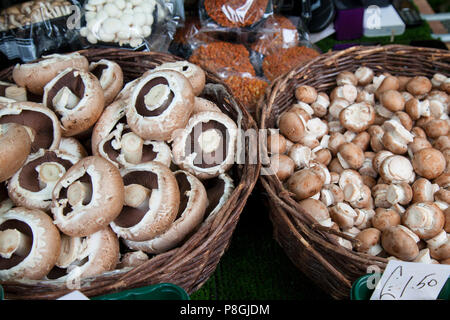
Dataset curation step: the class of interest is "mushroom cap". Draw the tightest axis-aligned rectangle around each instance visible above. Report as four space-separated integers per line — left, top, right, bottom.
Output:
354 67 374 86
0 101 62 152
329 202 357 230
123 170 208 254
110 162 180 242
412 148 446 180
12 53 89 95
427 230 450 261
153 61 206 96
203 173 234 222
407 76 432 96
355 227 382 254
278 110 306 142
43 67 105 137
381 225 420 261
380 90 405 112
0 207 61 280
171 111 238 180
339 102 375 133
267 132 287 155
379 155 414 184
424 119 449 139
375 76 399 99
58 137 88 159
295 85 318 104
297 198 331 225
51 156 125 237
402 202 445 240
89 59 124 106
411 178 438 203
193 97 222 115
0 123 32 183
7 149 80 211
270 153 295 181
337 142 365 170
287 169 324 200
372 208 401 232
126 69 195 141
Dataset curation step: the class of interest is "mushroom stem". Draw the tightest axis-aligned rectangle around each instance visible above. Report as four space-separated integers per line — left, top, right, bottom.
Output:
121 132 144 164
198 129 222 154
0 229 32 259
67 181 92 207
124 184 151 209
37 162 64 189
52 86 80 110
5 86 27 101
56 235 84 269
144 84 170 111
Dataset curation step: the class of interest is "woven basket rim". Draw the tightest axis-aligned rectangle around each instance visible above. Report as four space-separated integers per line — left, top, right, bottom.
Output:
257 44 450 299
0 48 261 300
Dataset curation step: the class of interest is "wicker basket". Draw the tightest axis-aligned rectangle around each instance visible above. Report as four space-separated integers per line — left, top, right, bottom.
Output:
257 45 450 300
0 48 261 299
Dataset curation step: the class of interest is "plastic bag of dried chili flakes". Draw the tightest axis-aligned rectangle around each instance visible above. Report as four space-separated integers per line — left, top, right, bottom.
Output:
188 40 269 113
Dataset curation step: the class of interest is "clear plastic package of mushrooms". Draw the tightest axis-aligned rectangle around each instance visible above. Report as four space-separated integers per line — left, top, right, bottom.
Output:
79 0 184 52
0 52 240 292
0 0 84 62
267 68 450 265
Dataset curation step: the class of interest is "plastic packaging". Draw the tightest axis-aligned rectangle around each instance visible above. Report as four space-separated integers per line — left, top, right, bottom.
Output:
0 0 84 62
79 0 183 52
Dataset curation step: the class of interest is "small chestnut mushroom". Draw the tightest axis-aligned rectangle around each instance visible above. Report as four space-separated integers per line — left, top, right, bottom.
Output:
295 85 317 104
43 67 105 137
126 70 195 141
0 207 61 280
269 154 295 181
424 119 449 139
426 230 450 261
118 251 149 269
354 208 375 229
407 136 432 159
375 76 399 99
372 184 392 209
336 142 364 170
52 227 119 280
431 73 447 89
433 135 450 152
286 168 324 201
123 170 208 254
12 52 89 95
278 108 307 142
52 156 125 237
355 228 383 256
398 76 412 92
320 184 344 207
441 78 450 94
267 131 287 155
339 102 375 133
381 225 420 261
288 144 312 169
297 198 334 227
329 98 349 119
412 148 446 180
7 149 80 211
343 183 372 209
372 208 401 232
379 155 415 184
0 101 61 152
0 123 32 183
336 71 358 86
380 90 405 112
153 61 206 96
110 162 179 242
386 182 413 206
311 92 330 117
172 111 237 180
402 202 445 240
381 119 414 155
405 98 431 120
89 59 124 105
356 90 375 105
354 66 374 86
330 202 357 230
407 76 432 97
330 84 358 103
412 178 439 203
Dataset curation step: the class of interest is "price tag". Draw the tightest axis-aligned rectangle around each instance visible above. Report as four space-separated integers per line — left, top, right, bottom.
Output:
57 290 90 300
370 260 450 300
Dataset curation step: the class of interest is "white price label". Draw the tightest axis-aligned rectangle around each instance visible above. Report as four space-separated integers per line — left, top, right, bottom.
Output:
370 260 450 300
57 290 90 300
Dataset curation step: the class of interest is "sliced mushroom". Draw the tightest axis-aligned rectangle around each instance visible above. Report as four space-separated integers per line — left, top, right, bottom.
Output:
0 207 61 280
126 70 195 141
89 59 124 106
152 61 206 96
172 111 237 179
12 52 89 95
0 101 61 152
123 170 208 254
7 149 80 211
51 156 124 237
110 162 180 242
0 123 32 183
43 67 105 137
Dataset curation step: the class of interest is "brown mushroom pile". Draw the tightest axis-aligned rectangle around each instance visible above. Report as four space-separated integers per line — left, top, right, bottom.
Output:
269 68 450 264
0 53 236 284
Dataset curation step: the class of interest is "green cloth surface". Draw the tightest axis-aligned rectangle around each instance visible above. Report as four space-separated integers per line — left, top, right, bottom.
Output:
191 20 438 300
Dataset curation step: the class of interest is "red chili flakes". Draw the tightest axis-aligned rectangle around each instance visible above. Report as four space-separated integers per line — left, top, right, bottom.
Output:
189 41 256 76
224 75 269 112
204 0 269 28
251 15 299 56
262 46 320 82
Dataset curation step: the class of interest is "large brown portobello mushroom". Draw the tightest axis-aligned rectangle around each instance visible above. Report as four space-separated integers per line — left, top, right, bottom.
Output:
0 123 32 183
0 207 61 281
89 59 124 106
0 101 62 153
202 173 234 221
8 149 81 212
126 69 195 141
51 156 124 237
172 111 238 180
12 53 89 95
123 170 208 254
46 226 119 281
110 162 180 242
43 67 105 137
